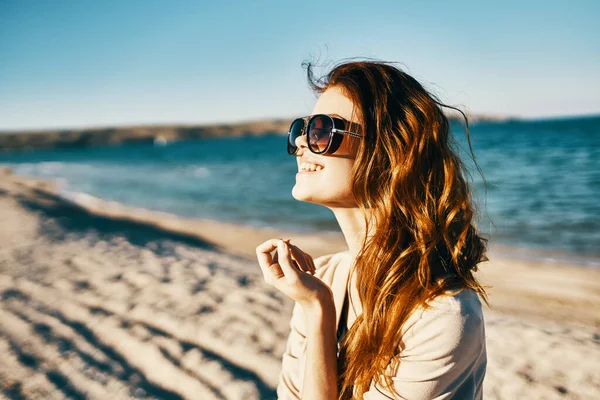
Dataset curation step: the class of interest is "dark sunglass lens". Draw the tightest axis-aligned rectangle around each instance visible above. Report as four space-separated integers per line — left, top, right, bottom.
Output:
287 119 304 154
308 115 333 153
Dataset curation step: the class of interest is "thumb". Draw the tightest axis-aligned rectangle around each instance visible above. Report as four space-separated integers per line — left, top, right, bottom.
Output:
277 240 300 281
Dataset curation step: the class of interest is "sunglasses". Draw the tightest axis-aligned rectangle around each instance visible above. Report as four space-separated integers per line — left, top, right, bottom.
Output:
287 114 363 155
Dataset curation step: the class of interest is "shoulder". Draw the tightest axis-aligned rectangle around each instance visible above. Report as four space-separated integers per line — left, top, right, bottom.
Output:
400 289 486 359
364 290 487 399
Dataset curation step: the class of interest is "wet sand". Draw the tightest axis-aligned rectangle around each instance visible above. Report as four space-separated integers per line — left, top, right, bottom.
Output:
0 171 598 399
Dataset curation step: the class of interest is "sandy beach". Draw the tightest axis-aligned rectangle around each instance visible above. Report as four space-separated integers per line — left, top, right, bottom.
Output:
0 170 599 400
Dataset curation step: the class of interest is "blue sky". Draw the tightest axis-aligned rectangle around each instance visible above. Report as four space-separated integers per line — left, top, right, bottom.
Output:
1 0 599 130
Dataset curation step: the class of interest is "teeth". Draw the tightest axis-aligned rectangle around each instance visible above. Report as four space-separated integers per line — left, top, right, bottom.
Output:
300 162 324 172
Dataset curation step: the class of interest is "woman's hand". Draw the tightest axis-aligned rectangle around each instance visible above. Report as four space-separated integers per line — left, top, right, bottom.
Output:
256 239 333 309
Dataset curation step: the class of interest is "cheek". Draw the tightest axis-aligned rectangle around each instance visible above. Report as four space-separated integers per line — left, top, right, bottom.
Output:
312 162 355 198
322 163 353 187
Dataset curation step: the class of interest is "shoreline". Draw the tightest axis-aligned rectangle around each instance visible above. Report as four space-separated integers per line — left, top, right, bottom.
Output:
61 186 600 268
0 167 349 260
4 167 599 268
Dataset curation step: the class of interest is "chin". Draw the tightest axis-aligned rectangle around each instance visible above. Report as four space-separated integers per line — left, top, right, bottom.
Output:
291 184 311 202
292 183 357 209
292 184 321 204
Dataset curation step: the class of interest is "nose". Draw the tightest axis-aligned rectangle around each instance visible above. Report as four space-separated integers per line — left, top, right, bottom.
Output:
294 130 308 151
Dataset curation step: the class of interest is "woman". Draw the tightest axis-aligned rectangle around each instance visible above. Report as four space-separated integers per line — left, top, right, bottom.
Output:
256 60 490 400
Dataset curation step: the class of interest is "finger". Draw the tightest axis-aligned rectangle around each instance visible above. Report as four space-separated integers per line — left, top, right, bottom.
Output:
286 244 306 271
307 253 316 274
274 251 301 271
297 253 311 273
277 240 300 283
299 246 316 273
288 244 311 273
273 251 300 268
256 239 281 278
283 240 304 270
267 262 285 281
274 247 299 269
289 243 316 274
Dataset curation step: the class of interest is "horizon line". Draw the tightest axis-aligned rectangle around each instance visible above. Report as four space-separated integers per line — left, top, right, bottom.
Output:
1 111 599 134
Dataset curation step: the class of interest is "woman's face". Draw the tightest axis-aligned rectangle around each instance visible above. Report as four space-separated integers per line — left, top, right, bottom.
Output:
291 86 362 208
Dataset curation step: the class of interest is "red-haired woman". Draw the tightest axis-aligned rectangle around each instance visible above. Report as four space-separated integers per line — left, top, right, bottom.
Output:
257 60 489 400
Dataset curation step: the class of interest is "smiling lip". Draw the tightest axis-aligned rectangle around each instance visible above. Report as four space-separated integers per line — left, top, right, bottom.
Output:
297 169 323 175
297 157 324 172
297 162 324 174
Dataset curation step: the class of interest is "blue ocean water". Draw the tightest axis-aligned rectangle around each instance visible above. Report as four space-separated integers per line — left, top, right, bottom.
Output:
1 115 599 261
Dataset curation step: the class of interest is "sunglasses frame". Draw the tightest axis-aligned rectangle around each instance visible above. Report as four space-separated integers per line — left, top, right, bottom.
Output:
287 114 363 155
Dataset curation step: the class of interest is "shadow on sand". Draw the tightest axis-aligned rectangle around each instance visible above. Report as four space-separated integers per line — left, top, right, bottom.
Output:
13 187 219 254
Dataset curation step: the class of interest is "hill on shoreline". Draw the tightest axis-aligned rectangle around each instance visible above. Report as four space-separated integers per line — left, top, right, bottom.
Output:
0 119 292 152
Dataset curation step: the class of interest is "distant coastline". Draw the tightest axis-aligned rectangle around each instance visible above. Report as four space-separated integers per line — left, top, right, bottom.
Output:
0 113 515 152
0 119 292 152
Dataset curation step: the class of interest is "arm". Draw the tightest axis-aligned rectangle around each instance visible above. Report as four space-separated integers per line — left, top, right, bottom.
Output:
302 295 339 400
277 302 307 399
276 253 336 399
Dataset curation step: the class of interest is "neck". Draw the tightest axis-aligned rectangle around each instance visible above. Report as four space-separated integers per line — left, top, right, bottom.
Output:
330 207 374 260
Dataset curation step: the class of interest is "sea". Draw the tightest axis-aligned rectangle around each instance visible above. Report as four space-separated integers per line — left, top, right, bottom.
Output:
1 115 599 266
